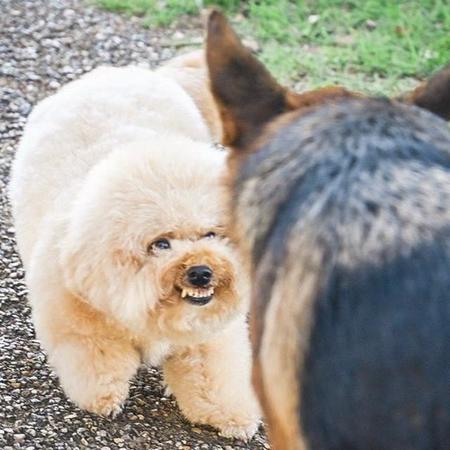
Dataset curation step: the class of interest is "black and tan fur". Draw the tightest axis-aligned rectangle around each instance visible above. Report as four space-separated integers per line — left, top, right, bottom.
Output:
206 10 450 450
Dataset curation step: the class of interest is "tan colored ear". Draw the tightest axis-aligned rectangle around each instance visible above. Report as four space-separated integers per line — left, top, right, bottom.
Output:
399 63 450 120
206 10 290 148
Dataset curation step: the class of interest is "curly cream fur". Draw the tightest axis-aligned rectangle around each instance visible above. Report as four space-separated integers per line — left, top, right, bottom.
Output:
9 58 259 438
157 49 222 142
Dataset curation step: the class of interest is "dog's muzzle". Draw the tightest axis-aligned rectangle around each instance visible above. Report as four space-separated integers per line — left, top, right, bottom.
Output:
181 265 214 305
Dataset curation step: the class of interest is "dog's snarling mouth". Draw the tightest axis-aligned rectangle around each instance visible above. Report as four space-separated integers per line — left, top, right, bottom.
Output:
179 286 215 306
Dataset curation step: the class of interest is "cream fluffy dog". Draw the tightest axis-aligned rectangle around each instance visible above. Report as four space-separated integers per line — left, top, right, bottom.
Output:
8 52 260 439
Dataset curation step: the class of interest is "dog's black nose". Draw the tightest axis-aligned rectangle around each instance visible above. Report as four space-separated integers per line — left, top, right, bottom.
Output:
187 265 213 287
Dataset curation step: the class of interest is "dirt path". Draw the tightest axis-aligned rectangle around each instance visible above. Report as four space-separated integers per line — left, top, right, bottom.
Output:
0 1 268 448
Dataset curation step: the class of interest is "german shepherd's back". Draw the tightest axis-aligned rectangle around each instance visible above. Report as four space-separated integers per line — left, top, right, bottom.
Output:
206 11 450 450
241 98 450 450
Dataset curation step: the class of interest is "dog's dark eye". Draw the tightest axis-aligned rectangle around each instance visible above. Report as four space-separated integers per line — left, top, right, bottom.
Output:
203 231 216 239
149 238 171 253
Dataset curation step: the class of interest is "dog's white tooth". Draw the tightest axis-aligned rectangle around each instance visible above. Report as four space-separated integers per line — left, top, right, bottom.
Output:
181 289 187 298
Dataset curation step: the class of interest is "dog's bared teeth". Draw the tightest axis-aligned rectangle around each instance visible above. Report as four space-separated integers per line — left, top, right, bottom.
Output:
181 287 214 299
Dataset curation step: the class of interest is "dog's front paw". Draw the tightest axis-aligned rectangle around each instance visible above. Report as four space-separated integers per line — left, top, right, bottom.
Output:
83 384 128 417
49 336 140 418
218 418 260 441
200 403 261 441
212 389 262 440
66 378 130 418
176 398 261 441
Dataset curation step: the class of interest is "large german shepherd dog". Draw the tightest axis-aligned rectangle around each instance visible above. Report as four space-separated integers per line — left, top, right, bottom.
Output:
206 10 450 450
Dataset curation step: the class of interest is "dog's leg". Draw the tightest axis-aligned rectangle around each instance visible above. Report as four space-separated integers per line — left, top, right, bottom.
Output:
163 315 261 440
31 281 140 417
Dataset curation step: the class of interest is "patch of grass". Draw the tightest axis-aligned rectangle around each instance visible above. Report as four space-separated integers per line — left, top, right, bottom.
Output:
243 0 449 93
95 0 195 25
94 0 450 94
95 0 154 16
95 0 239 26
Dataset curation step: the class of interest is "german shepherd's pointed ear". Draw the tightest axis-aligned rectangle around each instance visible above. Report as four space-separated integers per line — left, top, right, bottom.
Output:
206 10 288 148
206 10 357 148
399 63 450 120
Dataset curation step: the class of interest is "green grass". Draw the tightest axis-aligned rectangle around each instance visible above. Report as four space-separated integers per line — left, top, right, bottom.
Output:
94 0 450 95
94 0 199 25
247 0 450 92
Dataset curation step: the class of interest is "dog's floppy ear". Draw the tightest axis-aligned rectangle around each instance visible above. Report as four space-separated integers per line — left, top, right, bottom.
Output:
206 10 290 148
399 63 450 120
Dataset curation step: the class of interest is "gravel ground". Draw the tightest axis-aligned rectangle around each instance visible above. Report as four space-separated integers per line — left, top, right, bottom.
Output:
0 1 268 448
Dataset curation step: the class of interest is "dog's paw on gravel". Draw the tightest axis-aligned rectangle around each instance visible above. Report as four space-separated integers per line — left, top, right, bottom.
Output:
79 382 129 418
218 420 260 441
